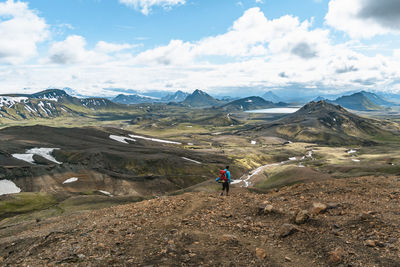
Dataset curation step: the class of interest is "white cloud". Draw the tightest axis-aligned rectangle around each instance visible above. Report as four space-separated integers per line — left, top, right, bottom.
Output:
48 35 101 64
2 6 400 96
325 0 400 38
135 8 320 62
119 0 185 15
48 36 137 65
255 0 264 3
95 41 134 53
0 0 48 64
134 40 194 65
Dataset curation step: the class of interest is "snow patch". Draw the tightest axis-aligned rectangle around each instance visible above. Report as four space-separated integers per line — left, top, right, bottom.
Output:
99 190 113 197
232 162 281 187
109 135 136 144
63 177 78 184
0 96 28 108
251 140 257 145
27 148 61 164
24 105 35 113
12 153 35 164
347 149 357 154
0 180 21 196
128 134 181 145
233 151 315 187
182 157 202 164
352 159 360 162
38 101 48 114
12 148 61 164
41 96 59 102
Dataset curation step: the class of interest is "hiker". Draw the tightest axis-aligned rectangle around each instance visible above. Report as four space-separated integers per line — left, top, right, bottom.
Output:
216 166 231 196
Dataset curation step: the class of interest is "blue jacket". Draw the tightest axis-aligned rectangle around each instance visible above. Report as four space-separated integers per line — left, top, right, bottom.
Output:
225 169 231 183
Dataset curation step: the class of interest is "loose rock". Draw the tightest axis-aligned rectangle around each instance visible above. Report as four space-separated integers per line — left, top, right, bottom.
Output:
221 234 239 244
312 202 328 214
264 205 275 214
278 224 299 238
295 210 310 224
255 248 268 259
359 212 373 221
365 240 376 247
328 248 344 264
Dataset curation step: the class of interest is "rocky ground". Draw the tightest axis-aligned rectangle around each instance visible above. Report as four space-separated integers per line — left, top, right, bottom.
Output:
0 175 399 266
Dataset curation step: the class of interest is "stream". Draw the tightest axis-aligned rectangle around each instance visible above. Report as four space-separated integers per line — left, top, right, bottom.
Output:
231 150 314 187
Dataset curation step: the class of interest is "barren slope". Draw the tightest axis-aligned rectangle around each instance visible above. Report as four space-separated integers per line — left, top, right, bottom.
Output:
0 175 399 266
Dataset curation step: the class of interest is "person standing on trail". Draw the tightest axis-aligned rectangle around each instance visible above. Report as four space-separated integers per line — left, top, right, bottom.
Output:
216 166 231 196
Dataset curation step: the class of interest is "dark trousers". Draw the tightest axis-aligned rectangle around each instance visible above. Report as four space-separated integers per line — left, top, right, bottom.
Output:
222 181 230 193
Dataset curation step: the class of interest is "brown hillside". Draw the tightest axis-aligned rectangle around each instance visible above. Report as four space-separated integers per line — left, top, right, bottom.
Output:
238 101 400 145
0 175 399 266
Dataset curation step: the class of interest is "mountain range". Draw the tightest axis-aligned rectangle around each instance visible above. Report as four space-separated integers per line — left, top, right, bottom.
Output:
161 90 190 102
220 96 286 111
112 94 159 104
331 92 384 111
0 89 120 120
181 89 222 107
112 90 190 104
313 91 398 111
111 88 400 111
1 88 400 122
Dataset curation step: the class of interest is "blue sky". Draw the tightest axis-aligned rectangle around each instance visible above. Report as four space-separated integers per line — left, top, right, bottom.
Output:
1 0 400 97
30 0 328 49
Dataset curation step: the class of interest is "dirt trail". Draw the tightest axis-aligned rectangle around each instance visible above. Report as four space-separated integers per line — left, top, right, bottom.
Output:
0 175 400 266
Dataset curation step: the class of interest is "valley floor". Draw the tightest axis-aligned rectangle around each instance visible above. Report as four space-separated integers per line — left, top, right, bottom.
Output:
0 175 399 266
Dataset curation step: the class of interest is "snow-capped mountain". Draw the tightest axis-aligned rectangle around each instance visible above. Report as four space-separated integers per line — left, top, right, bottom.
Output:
112 94 159 104
0 89 120 120
161 90 189 102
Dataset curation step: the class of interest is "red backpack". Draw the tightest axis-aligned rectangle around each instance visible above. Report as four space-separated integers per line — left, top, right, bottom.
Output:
219 170 227 182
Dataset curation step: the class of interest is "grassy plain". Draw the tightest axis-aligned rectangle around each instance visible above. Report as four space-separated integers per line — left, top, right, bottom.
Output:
1 103 400 225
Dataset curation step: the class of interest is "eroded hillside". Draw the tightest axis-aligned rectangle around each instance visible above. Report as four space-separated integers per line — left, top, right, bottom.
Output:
0 175 399 266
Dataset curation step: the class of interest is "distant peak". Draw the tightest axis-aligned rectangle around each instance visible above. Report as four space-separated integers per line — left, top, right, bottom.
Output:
41 89 67 94
303 100 325 107
32 89 70 98
193 89 206 95
298 100 348 114
352 92 364 96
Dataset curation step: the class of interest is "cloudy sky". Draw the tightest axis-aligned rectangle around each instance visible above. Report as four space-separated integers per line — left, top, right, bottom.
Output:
1 0 400 97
